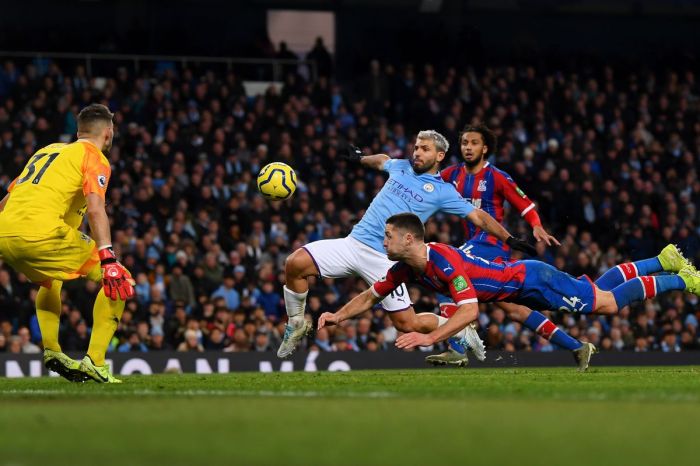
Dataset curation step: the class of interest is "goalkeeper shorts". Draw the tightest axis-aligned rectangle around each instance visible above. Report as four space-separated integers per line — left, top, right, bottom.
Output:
0 225 101 286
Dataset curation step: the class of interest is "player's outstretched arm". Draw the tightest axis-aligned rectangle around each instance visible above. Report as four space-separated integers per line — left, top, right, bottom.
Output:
395 302 479 349
341 143 390 170
466 209 537 256
466 208 511 242
318 288 382 329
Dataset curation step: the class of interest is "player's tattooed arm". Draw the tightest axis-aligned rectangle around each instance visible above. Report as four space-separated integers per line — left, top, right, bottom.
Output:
466 208 512 242
317 288 382 329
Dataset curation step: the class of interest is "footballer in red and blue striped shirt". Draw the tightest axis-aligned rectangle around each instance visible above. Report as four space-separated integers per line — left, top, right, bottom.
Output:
317 214 698 353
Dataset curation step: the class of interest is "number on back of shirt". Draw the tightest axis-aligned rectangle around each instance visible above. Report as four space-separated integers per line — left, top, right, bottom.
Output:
16 152 60 185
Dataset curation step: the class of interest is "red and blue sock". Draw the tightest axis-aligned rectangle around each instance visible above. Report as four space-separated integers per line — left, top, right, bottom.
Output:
596 258 663 291
611 275 686 309
523 311 582 351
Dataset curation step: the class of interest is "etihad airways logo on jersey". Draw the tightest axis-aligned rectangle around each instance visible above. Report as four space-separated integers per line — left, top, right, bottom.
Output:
386 179 424 202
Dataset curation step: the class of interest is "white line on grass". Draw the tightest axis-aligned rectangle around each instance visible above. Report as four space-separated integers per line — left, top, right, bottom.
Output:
0 389 396 398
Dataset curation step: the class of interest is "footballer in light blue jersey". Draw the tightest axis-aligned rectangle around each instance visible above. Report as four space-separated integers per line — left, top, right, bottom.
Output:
350 158 475 253
277 129 531 359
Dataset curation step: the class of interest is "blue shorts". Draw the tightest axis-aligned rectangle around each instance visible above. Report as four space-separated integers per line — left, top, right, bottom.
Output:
517 261 596 314
437 239 511 305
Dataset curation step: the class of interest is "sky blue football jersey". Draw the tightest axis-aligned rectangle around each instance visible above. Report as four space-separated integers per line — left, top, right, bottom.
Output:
349 159 475 252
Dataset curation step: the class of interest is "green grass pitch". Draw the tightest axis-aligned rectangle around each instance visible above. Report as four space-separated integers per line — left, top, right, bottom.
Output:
1 367 698 466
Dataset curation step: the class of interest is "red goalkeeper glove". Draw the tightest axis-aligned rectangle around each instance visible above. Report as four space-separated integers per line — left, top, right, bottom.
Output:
98 247 135 301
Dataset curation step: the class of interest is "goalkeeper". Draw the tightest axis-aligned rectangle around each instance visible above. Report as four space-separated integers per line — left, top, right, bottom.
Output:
0 104 135 383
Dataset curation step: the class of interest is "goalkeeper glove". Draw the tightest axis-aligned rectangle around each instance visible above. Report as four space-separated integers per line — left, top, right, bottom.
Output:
342 144 364 162
506 236 538 257
99 246 135 301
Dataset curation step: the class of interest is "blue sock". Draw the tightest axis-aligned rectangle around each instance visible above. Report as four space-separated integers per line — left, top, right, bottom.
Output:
523 311 582 351
596 258 663 291
611 275 685 309
448 336 466 354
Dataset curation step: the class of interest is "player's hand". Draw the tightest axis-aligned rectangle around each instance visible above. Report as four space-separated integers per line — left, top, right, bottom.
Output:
342 144 363 162
99 247 136 301
533 226 561 247
506 236 538 257
395 332 434 350
318 312 339 329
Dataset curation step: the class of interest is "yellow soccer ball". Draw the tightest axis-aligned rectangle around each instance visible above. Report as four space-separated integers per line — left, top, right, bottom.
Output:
257 162 297 200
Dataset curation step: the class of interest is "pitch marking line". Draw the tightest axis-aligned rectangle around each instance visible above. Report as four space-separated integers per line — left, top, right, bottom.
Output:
0 389 396 398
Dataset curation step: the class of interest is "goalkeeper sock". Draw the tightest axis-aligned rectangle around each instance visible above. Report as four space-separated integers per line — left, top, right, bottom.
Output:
283 285 307 326
596 258 663 291
87 292 125 366
36 282 63 352
523 311 582 351
611 275 685 309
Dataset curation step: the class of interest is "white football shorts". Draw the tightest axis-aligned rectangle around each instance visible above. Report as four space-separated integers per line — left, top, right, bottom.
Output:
302 236 411 312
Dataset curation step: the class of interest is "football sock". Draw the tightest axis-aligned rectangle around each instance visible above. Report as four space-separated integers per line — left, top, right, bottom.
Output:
283 285 307 326
611 275 685 309
437 314 467 354
523 311 582 350
87 292 125 366
596 258 663 291
36 282 63 352
439 302 458 318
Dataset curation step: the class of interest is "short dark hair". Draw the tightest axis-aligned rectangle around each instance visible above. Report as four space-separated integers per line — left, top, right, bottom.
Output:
460 122 497 155
77 103 114 134
386 213 425 240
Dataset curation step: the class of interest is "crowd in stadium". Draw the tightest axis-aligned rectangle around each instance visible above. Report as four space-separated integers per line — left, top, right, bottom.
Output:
0 47 699 356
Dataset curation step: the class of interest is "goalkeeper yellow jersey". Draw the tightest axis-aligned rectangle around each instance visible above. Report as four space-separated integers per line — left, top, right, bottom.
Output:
0 140 111 238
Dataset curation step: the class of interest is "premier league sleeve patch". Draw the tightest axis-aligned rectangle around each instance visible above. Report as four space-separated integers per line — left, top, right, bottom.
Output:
452 276 469 291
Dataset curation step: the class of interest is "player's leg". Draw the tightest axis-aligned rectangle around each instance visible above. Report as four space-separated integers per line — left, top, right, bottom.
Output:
425 299 469 367
36 280 63 352
0 235 86 381
498 301 597 371
279 238 354 357
80 259 125 383
281 248 315 335
595 270 698 315
595 245 692 291
424 300 484 365
499 302 582 350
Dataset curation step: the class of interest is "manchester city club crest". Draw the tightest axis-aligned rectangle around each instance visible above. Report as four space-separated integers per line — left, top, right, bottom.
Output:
423 183 434 192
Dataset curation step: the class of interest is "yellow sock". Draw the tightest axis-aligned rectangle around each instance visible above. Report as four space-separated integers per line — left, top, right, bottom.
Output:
87 292 125 366
36 282 63 352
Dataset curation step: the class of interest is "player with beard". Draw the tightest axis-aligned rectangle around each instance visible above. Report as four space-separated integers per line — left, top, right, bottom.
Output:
427 123 597 370
278 130 537 358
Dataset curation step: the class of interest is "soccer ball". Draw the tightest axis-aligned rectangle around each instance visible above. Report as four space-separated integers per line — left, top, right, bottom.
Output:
257 162 297 200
